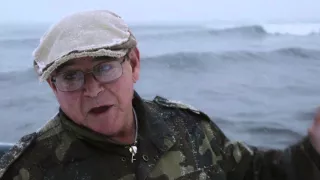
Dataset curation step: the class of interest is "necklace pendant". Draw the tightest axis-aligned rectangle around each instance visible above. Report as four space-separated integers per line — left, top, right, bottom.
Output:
129 145 137 163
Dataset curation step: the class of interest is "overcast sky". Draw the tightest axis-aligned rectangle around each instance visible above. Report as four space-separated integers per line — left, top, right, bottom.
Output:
1 0 319 24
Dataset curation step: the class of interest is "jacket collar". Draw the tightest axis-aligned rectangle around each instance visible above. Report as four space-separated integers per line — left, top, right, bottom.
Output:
132 91 176 153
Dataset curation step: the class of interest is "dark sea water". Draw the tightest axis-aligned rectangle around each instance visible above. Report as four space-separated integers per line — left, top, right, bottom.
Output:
1 22 320 149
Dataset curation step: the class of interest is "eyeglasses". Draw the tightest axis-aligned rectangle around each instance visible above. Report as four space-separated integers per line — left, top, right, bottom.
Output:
51 57 126 92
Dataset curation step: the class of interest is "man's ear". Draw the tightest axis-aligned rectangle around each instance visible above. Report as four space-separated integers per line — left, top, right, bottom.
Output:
129 47 140 83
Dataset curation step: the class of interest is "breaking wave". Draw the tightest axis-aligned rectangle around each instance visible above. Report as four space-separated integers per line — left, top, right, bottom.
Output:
1 23 319 46
132 24 320 40
208 25 267 36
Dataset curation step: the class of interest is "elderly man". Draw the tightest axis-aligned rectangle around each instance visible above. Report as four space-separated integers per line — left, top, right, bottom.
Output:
0 10 320 180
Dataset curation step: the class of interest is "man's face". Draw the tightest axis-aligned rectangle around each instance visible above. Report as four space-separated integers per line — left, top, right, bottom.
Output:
47 49 140 137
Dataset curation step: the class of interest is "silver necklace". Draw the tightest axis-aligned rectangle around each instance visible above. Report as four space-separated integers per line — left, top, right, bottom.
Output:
128 108 138 163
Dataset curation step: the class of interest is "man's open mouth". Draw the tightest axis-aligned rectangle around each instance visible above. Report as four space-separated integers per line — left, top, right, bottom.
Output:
89 105 113 114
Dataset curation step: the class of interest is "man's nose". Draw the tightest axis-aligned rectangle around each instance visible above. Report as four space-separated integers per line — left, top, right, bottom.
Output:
83 74 104 97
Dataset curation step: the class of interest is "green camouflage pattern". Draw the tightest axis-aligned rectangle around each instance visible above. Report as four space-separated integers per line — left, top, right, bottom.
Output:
0 92 320 180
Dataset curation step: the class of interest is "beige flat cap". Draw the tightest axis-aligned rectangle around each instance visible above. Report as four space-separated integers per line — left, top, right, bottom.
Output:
32 10 137 81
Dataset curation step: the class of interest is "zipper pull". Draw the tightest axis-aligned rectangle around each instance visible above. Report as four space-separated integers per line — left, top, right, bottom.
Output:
129 145 137 163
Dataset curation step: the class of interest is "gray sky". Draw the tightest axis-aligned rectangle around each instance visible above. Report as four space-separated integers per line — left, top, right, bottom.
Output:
1 0 319 24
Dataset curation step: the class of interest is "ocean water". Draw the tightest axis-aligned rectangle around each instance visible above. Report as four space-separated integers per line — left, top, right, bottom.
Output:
1 22 320 149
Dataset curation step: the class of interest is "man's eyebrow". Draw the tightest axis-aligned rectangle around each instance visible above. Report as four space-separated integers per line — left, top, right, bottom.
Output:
55 61 75 74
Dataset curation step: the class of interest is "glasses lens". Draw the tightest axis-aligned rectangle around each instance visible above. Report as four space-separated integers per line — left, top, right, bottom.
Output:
55 70 84 91
54 60 124 92
94 61 123 82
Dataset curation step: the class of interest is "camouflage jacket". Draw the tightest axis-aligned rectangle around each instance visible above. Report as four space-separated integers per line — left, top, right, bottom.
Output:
0 92 319 180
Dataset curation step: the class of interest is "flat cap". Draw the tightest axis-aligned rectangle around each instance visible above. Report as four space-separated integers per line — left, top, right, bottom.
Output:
32 10 137 81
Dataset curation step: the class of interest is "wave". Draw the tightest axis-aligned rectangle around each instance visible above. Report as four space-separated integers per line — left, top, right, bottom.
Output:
246 126 303 139
208 25 267 36
207 23 320 36
133 25 268 40
1 24 319 46
133 24 320 40
1 47 319 79
274 47 320 59
139 47 320 73
143 47 320 62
